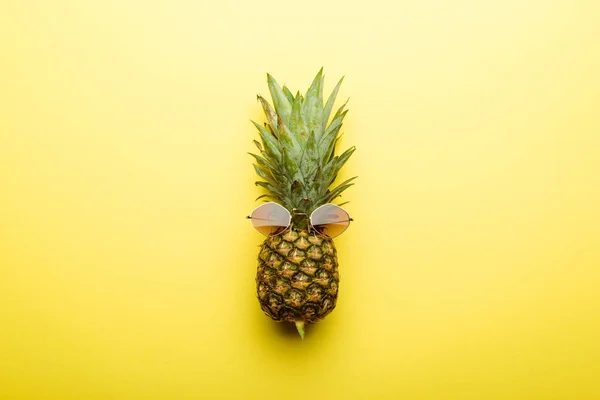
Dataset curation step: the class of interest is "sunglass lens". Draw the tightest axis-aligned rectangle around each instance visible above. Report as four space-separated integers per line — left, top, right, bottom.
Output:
250 202 291 236
311 204 351 238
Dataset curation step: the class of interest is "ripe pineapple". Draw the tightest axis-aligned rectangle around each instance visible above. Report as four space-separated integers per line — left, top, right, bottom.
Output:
249 68 356 338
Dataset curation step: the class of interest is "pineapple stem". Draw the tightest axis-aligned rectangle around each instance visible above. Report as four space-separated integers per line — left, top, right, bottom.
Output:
295 321 305 340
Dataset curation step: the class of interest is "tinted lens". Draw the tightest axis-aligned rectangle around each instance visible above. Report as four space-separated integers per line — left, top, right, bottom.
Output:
250 202 291 236
310 204 351 238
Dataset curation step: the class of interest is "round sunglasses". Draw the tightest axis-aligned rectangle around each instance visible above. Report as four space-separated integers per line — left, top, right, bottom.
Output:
247 202 353 238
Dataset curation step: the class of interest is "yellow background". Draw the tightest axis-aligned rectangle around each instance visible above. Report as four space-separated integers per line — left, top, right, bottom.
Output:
1 1 599 398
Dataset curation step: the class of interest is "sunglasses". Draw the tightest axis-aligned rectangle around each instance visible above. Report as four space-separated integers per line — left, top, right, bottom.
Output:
247 202 353 238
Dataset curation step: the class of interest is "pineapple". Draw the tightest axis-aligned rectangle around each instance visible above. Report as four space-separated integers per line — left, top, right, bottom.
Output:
249 68 356 338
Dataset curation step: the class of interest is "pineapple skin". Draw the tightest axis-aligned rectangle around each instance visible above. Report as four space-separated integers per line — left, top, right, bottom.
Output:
256 227 339 323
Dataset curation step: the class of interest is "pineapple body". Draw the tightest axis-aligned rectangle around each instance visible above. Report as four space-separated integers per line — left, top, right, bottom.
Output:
256 228 339 323
249 69 355 336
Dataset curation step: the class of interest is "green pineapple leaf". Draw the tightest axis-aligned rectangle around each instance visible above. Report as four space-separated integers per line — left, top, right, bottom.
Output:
282 85 295 104
251 120 281 161
282 147 300 182
248 153 286 182
267 73 292 123
289 91 309 142
303 68 324 137
253 164 279 187
257 95 280 137
323 76 344 132
332 98 349 122
319 110 348 161
321 177 356 204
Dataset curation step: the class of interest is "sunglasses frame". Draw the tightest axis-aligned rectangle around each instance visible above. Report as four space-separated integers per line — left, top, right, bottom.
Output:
246 202 353 239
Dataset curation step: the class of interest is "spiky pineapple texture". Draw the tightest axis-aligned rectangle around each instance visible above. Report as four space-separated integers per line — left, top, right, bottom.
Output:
250 68 356 216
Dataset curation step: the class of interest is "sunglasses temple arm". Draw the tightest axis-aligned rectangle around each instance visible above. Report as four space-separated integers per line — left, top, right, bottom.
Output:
247 216 283 222
312 219 353 224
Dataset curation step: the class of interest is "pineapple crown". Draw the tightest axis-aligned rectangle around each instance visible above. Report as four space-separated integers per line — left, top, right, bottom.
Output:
250 68 356 215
